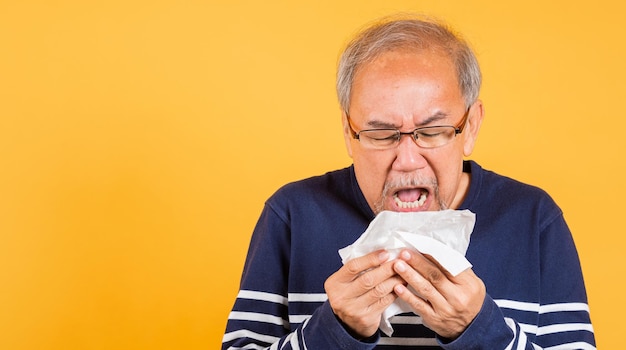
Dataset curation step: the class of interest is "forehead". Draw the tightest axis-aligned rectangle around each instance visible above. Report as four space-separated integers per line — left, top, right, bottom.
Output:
350 50 463 118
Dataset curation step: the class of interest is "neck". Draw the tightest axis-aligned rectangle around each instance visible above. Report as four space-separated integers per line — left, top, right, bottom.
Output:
449 172 470 209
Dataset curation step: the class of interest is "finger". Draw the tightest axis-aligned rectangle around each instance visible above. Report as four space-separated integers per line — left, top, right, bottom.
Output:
393 259 446 307
358 273 403 306
397 250 485 309
398 250 454 291
356 260 403 300
393 282 432 315
325 252 396 307
340 250 390 282
356 270 404 318
326 259 402 338
352 261 397 299
362 276 402 313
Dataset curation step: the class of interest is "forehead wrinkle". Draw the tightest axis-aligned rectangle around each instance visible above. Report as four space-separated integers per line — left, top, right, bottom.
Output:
364 111 451 130
417 111 450 126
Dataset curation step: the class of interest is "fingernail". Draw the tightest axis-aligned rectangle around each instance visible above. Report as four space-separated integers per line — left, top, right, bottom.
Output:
401 250 411 260
395 261 407 272
378 250 389 261
394 284 405 295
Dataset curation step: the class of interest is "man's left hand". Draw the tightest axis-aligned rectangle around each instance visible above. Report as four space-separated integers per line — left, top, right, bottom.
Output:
392 249 486 340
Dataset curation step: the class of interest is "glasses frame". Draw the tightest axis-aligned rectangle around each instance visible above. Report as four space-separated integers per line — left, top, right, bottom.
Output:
346 108 470 149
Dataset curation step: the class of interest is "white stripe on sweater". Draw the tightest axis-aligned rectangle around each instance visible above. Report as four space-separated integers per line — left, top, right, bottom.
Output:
222 329 279 344
238 290 288 305
229 311 289 328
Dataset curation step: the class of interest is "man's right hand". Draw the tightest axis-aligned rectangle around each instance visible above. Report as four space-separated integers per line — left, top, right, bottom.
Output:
324 250 402 338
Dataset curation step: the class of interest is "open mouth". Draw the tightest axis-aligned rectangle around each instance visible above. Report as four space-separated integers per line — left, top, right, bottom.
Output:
393 188 428 209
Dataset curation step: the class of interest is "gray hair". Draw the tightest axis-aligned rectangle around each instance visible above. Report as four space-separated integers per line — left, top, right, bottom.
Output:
336 15 482 114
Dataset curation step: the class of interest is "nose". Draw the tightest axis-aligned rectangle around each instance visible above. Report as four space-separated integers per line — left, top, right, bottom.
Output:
392 134 428 171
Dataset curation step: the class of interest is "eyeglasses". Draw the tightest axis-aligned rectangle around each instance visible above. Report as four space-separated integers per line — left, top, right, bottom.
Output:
347 108 469 150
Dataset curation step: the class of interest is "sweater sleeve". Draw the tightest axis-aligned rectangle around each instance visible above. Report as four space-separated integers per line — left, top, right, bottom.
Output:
221 203 378 350
439 213 596 350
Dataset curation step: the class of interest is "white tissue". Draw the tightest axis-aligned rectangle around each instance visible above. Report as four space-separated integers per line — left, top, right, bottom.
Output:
338 209 476 336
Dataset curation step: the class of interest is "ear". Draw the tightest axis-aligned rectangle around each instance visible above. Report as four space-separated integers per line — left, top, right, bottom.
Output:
342 112 354 158
463 100 485 157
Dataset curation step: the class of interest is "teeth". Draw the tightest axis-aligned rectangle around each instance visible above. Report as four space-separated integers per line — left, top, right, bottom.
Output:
393 192 427 208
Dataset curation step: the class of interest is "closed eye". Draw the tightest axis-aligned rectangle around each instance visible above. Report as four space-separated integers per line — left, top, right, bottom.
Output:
418 131 444 138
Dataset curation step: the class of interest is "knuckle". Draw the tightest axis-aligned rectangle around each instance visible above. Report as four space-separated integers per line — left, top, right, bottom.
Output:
413 279 434 295
376 293 396 308
371 281 388 298
359 271 376 289
323 278 334 291
407 294 426 311
345 259 363 275
426 269 444 283
448 293 467 308
324 277 340 294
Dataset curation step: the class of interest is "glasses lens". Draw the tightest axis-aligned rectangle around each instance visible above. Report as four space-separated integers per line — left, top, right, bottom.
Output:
415 127 456 148
359 130 399 149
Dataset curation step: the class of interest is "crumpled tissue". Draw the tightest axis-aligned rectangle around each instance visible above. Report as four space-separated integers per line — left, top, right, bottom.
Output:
338 209 476 336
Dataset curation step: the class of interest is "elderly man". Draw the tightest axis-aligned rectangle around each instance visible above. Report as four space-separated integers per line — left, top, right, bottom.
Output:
222 16 595 349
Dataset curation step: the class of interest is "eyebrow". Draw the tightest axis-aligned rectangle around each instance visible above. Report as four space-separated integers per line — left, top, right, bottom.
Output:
365 111 450 129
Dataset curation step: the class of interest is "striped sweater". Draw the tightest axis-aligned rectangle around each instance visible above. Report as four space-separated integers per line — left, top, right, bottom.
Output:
222 161 595 349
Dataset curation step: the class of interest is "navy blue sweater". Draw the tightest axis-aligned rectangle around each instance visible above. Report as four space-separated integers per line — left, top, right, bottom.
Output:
222 161 595 349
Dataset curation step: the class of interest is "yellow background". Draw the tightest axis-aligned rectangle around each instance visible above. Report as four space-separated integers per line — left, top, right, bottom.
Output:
1 0 623 349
